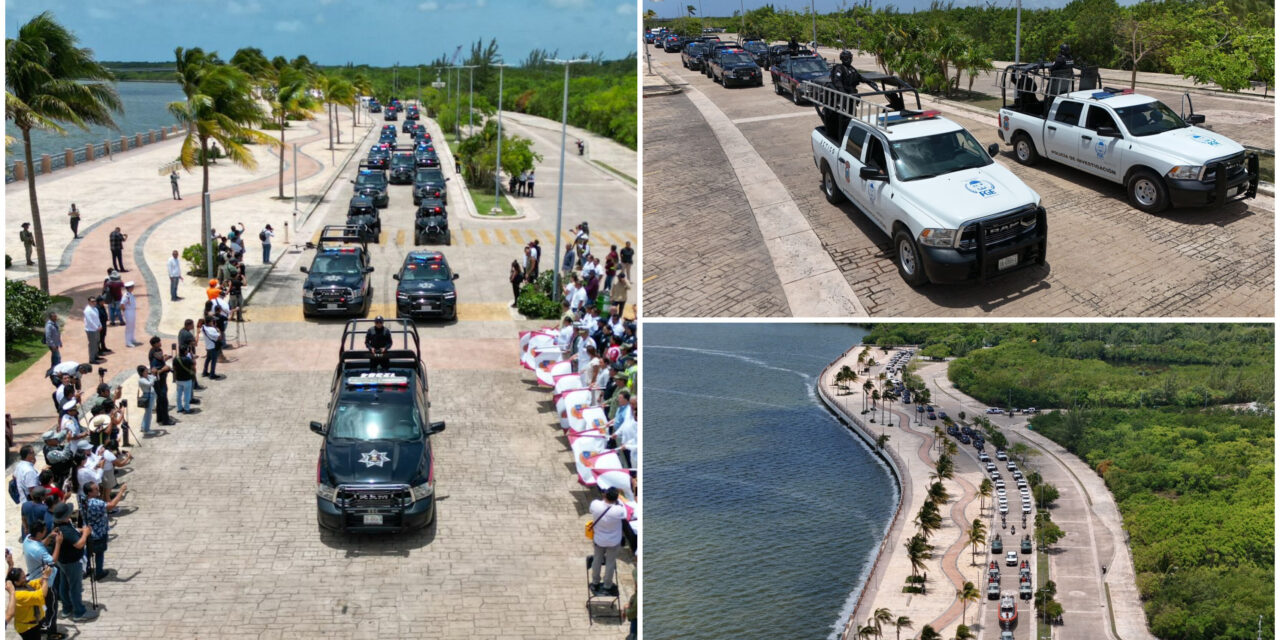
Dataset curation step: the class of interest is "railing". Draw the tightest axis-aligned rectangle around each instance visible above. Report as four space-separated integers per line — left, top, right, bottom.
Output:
6 124 185 184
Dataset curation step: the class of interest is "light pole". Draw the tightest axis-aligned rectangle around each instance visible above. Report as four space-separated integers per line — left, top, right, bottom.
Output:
417 66 421 106
1014 0 1022 64
548 58 589 302
292 143 299 215
811 0 817 48
468 65 475 138
493 61 510 214
393 63 398 95
740 0 745 35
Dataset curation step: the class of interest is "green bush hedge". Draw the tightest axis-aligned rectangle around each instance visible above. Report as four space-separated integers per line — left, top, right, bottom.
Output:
5 279 52 346
181 243 209 277
516 270 563 320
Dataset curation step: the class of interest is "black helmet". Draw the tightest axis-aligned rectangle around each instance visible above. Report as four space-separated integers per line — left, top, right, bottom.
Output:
1059 43 1071 55
840 50 853 65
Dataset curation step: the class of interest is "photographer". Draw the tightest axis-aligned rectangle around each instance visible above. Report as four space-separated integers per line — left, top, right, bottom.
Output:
148 337 175 426
50 503 95 622
40 432 74 490
81 482 127 581
199 317 223 380
7 564 55 640
227 268 245 322
173 342 197 413
135 365 156 436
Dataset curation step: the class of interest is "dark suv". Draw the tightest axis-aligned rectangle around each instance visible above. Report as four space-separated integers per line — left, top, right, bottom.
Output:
710 49 763 87
312 320 445 533
352 165 389 208
346 195 381 241
393 251 459 320
414 199 449 245
366 144 391 170
413 167 448 205
384 106 397 121
389 152 416 184
300 226 375 318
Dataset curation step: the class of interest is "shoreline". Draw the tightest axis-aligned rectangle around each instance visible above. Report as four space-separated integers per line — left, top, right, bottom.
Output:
816 344 911 640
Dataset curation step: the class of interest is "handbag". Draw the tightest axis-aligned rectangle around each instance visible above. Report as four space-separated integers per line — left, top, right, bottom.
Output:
585 504 614 541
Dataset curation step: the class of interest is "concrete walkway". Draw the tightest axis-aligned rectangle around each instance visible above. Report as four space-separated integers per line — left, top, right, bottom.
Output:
818 345 986 640
5 107 372 447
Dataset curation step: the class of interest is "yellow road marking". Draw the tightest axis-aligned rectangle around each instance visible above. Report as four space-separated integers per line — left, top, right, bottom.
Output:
395 230 405 246
643 275 657 283
311 228 324 244
379 230 387 244
542 230 556 243
479 229 491 245
462 229 475 246
495 229 507 245
510 229 523 244
244 301 514 323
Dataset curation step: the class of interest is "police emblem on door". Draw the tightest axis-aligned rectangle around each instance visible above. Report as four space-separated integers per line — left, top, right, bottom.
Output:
1095 140 1107 159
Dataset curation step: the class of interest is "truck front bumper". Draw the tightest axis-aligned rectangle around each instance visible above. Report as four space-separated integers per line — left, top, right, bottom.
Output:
919 210 1048 284
316 495 434 533
1166 153 1259 208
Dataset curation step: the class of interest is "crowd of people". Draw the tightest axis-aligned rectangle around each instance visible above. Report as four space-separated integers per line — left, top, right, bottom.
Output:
508 221 635 315
517 294 639 636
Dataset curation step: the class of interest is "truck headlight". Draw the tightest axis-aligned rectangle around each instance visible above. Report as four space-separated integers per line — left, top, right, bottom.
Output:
443 291 457 299
316 483 338 502
303 290 315 303
1166 165 1203 180
918 228 957 248
396 291 410 300
410 481 434 503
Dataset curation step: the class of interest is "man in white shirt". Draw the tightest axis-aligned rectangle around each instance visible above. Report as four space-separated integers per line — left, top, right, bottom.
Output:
59 402 87 443
611 390 638 469
121 282 139 347
555 316 575 352
588 487 627 596
261 225 274 264
13 445 40 503
201 321 223 379
83 297 103 364
569 278 588 316
576 331 594 374
167 249 184 301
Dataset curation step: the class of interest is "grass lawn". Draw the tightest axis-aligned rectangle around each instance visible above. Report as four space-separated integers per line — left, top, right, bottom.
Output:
6 295 72 383
471 186 517 217
1036 548 1050 640
941 89 1004 113
590 160 637 184
1259 153 1274 184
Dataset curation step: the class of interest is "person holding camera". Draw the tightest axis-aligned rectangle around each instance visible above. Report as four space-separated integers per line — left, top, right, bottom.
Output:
200 317 223 380
135 365 156 436
148 337 175 426
588 487 626 597
81 482 126 581
7 564 55 639
49 503 95 622
172 343 197 413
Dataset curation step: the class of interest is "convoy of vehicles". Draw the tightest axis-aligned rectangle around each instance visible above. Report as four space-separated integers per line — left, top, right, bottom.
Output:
312 319 445 533
414 199 450 245
301 226 375 318
997 62 1258 213
393 251 459 320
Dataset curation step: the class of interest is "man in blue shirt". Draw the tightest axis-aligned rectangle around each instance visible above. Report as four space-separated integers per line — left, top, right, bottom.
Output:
21 518 63 634
20 487 54 536
82 482 128 580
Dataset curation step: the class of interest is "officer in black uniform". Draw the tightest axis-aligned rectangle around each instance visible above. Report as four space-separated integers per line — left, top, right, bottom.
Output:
823 50 876 135
1047 43 1074 96
365 316 393 367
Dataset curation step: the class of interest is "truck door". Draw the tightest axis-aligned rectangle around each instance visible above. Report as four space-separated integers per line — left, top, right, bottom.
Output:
837 124 871 212
1080 105 1123 181
860 135 893 231
1044 100 1085 170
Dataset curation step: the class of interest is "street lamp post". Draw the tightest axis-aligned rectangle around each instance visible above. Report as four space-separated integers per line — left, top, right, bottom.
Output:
468 66 474 138
493 62 509 214
811 0 817 49
417 66 421 106
548 58 589 302
1015 0 1023 64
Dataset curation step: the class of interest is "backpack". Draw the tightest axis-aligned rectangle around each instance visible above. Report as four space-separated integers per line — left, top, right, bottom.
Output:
8 475 20 504
259 230 268 242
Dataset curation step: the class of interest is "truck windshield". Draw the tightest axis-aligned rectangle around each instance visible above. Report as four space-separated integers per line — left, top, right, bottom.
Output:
330 400 420 440
312 253 363 274
790 58 828 74
889 130 993 181
401 263 452 282
720 53 755 65
1113 101 1187 137
356 174 385 186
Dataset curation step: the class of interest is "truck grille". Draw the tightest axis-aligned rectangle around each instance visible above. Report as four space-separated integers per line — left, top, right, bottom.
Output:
958 206 1039 250
339 484 410 508
315 287 352 303
1203 152 1246 182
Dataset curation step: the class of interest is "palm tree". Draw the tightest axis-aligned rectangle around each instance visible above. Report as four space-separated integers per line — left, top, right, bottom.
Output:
871 389 881 416
873 608 893 637
863 380 874 411
169 47 273 251
351 71 372 134
903 533 933 583
892 615 912 640
953 624 974 640
958 581 980 626
935 453 954 481
926 480 949 506
267 64 319 198
876 433 890 450
919 624 943 640
978 478 993 515
6 11 122 292
324 75 355 145
968 518 987 565
915 500 942 539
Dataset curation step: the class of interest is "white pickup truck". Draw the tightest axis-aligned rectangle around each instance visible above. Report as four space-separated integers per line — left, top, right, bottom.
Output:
808 81 1048 286
997 66 1259 213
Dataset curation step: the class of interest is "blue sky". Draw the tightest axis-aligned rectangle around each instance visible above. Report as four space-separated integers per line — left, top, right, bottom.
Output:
6 0 637 65
644 0 1140 19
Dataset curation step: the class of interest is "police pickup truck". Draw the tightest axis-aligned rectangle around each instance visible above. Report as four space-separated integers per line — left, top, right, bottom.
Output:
312 320 445 533
771 53 829 105
300 226 375 318
997 63 1258 213
808 80 1047 285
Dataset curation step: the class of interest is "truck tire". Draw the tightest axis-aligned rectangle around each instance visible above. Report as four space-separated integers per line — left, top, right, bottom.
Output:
820 162 845 205
893 228 930 287
773 79 782 95
792 84 805 105
1012 133 1039 166
1127 169 1170 213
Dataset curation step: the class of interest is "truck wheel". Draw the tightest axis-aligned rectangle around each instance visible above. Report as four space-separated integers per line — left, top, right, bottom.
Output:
792 85 805 105
773 80 782 95
1127 170 1170 213
820 162 845 205
893 228 930 287
1012 133 1039 166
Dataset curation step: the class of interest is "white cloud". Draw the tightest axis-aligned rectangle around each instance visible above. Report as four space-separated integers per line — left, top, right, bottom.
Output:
548 0 588 7
227 0 262 14
88 7 114 19
274 20 303 32
476 0 487 6
616 2 631 13
417 1 439 9
314 13 325 23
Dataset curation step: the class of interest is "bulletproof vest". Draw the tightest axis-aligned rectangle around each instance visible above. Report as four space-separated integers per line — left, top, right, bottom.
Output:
831 64 858 92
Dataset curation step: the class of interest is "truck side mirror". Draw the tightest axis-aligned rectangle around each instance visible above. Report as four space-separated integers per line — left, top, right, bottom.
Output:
1186 114 1205 125
392 273 400 281
987 143 1000 157
1096 126 1121 138
859 166 888 181
428 421 446 434
452 273 460 280
300 267 309 274
310 421 325 434
365 266 375 274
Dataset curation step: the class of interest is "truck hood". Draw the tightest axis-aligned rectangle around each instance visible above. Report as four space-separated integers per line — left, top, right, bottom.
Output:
324 439 427 486
1133 126 1244 165
897 163 1039 229
306 272 364 290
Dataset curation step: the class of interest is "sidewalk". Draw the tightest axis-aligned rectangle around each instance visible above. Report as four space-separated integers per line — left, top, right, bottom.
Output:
4 108 369 448
817 345 984 640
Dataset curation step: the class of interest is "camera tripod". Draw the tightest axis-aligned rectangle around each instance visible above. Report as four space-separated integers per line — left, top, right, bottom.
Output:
229 311 248 347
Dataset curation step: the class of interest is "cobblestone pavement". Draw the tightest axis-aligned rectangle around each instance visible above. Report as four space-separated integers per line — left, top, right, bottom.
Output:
5 111 636 639
642 55 1274 317
642 91 791 316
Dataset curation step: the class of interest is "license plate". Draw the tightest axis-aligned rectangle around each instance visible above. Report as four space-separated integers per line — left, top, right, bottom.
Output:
997 254 1018 270
362 514 383 525
324 304 341 311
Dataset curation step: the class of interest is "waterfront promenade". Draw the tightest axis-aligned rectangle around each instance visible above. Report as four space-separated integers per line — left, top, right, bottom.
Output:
818 345 986 640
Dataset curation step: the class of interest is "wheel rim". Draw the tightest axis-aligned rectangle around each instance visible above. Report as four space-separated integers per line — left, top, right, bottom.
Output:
1133 178 1158 206
899 239 917 275
1016 140 1029 161
824 170 835 196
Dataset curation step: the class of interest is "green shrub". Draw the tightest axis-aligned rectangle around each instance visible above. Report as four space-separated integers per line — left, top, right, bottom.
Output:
5 279 52 346
181 243 210 277
4 255 11 268
516 284 561 319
